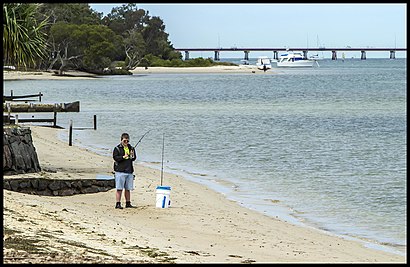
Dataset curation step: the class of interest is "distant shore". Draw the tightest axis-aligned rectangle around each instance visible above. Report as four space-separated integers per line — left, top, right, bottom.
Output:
3 65 267 81
3 70 100 81
130 65 262 74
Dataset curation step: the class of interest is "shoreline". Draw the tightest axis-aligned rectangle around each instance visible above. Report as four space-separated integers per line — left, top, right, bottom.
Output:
56 129 406 256
3 125 406 263
130 65 262 74
3 65 268 81
137 160 406 257
57 127 406 256
3 70 101 81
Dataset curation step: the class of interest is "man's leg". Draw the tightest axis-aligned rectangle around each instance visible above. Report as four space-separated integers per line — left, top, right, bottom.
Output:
115 172 125 209
115 190 123 209
125 174 135 208
116 190 123 202
125 190 130 202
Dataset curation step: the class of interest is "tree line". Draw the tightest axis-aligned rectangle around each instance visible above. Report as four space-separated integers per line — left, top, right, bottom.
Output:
3 3 232 75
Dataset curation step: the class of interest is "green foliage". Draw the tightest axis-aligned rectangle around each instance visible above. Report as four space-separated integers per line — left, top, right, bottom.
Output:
110 69 132 75
48 23 121 71
143 55 236 67
101 4 180 63
3 3 49 69
141 16 170 57
4 3 216 73
37 3 101 26
103 3 147 35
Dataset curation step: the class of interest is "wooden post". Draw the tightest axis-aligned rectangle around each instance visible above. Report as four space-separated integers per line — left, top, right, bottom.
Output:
39 92 42 102
7 103 11 122
93 115 97 130
69 120 73 146
53 112 57 127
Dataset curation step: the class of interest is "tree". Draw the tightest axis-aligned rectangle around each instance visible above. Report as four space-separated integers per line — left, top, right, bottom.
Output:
35 3 104 71
3 3 48 69
37 3 102 26
102 4 180 61
6 3 183 73
123 29 146 70
102 3 148 36
141 16 175 60
81 24 121 71
47 23 82 74
47 23 121 74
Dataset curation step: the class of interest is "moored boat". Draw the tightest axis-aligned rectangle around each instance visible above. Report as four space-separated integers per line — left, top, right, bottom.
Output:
256 56 272 70
276 51 319 67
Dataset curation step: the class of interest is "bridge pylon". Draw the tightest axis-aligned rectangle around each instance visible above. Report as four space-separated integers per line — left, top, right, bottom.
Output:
361 51 366 60
214 51 220 61
244 51 249 60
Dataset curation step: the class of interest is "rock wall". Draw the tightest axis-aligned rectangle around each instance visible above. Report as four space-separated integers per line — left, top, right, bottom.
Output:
3 126 115 196
3 126 41 175
3 177 115 196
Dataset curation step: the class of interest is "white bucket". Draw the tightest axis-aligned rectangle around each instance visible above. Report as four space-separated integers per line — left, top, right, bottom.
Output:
156 186 171 208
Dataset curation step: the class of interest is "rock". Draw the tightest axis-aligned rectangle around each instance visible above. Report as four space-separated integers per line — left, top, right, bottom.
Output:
3 126 41 174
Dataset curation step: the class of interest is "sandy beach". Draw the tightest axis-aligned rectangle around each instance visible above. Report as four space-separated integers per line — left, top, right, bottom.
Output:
3 65 264 81
3 124 406 263
3 69 406 263
130 65 261 74
3 70 100 81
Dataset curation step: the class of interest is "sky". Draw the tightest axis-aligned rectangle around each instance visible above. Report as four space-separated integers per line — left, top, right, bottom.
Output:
89 3 407 59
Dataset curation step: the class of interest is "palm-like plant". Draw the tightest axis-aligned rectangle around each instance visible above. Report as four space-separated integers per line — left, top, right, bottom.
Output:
3 3 48 69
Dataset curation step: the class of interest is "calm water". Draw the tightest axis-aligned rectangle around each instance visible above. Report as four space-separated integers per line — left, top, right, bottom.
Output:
4 58 406 255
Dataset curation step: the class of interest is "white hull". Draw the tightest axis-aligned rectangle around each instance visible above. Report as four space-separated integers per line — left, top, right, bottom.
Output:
256 64 272 70
256 56 272 70
275 50 319 68
276 60 315 67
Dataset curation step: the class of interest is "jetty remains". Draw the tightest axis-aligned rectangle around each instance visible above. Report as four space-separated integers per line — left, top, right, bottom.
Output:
3 96 80 127
4 101 80 113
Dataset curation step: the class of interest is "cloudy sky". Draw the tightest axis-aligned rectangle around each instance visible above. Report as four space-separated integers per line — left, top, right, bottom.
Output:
89 3 407 58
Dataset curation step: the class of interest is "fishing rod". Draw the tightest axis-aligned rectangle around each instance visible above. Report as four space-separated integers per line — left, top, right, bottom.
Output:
160 133 165 186
133 130 151 149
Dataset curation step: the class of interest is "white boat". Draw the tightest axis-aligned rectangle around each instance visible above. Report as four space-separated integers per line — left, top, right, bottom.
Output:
276 51 318 67
256 56 272 70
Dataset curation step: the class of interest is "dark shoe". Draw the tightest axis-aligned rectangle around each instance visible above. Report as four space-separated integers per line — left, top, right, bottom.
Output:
115 202 123 209
125 202 135 208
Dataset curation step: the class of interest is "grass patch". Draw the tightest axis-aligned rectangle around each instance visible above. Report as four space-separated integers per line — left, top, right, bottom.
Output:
125 245 176 263
4 235 44 254
4 228 22 236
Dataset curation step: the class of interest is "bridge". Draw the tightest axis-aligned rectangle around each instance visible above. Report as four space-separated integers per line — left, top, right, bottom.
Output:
174 47 407 61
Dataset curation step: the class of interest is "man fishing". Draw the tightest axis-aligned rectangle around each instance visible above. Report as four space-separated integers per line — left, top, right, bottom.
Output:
113 132 137 209
112 131 150 209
